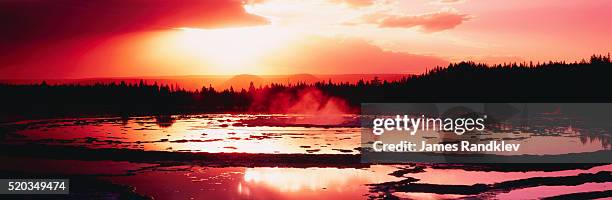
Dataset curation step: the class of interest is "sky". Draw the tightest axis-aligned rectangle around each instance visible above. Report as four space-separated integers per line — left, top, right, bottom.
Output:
0 0 611 78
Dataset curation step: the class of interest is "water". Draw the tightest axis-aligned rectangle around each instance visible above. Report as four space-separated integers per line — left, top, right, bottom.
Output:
104 164 612 199
1 114 611 199
2 114 360 154
2 114 609 154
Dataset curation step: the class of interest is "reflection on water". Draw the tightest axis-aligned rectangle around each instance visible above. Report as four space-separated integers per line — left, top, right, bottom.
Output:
1 114 610 155
242 166 397 193
108 166 401 200
105 164 612 200
495 182 611 200
2 114 611 199
393 192 467 199
155 115 175 128
0 115 360 154
409 164 612 185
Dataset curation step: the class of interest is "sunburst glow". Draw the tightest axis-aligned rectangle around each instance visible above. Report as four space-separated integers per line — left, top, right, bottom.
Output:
173 26 297 74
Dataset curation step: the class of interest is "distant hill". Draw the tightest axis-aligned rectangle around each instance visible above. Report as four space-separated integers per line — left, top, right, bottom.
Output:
286 74 320 84
221 74 265 90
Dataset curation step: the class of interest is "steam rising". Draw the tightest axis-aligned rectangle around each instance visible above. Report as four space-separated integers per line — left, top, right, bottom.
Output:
250 87 354 125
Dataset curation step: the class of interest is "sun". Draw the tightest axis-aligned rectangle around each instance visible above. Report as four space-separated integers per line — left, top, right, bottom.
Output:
172 26 296 74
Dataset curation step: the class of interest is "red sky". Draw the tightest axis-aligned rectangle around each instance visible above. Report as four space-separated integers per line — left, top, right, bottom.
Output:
0 0 611 79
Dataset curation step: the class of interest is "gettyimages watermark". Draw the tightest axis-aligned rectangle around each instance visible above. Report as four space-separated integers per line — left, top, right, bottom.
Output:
360 103 612 163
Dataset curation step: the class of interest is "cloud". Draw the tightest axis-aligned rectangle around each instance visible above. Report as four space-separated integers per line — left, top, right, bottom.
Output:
0 0 270 79
365 10 470 32
331 0 376 7
262 36 449 74
431 0 466 5
0 0 268 43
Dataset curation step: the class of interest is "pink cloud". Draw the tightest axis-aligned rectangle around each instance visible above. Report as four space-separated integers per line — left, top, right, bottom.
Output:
368 11 470 32
332 0 376 7
433 0 466 4
0 0 269 79
262 36 449 74
0 0 268 44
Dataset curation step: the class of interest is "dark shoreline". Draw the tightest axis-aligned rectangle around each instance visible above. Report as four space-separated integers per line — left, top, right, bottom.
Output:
1 144 609 170
1 143 610 199
369 171 612 197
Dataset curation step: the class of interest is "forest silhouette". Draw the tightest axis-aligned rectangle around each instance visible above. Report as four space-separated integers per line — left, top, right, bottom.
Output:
1 54 611 120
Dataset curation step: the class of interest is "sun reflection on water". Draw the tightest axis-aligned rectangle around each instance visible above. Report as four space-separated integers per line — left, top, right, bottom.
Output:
242 166 399 193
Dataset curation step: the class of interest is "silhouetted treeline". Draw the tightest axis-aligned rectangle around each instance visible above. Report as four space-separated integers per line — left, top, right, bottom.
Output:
1 54 611 120
326 54 612 104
